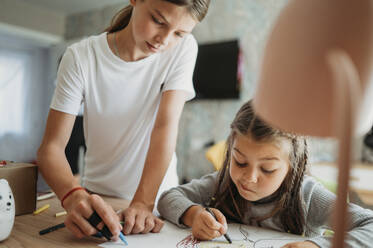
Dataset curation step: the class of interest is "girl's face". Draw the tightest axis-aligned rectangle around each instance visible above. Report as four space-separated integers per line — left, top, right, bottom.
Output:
129 0 198 57
229 133 291 202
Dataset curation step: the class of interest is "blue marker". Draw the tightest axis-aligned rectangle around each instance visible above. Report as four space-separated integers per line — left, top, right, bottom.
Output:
119 232 128 245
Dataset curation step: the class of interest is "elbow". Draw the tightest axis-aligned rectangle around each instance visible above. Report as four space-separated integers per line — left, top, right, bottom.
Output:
36 144 48 169
36 142 63 169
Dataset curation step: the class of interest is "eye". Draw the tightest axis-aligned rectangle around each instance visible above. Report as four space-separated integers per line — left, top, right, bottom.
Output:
0 195 2 200
261 167 275 174
234 158 247 168
9 195 11 199
151 15 163 25
175 32 184 38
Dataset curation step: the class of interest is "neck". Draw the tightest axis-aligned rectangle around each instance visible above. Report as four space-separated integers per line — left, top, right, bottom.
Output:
115 24 147 62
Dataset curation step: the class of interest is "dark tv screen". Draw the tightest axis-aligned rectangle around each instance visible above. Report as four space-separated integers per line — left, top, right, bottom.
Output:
193 40 240 99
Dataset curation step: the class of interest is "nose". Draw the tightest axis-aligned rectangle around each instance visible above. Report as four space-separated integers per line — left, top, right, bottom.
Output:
155 30 171 47
244 167 258 183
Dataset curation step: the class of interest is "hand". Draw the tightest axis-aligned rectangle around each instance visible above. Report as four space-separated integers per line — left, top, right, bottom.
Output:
63 191 122 239
281 241 319 248
191 207 227 241
120 201 164 234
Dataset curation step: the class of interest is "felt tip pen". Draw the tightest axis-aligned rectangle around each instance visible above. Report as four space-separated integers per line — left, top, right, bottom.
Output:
39 223 66 235
39 222 126 245
119 232 128 245
205 207 232 244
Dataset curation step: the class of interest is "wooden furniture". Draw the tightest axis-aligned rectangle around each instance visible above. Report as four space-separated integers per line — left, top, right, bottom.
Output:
1 196 129 248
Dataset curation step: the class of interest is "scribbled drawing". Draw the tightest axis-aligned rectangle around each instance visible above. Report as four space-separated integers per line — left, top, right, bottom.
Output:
198 240 252 248
175 225 302 248
239 225 256 243
177 234 200 248
196 225 254 248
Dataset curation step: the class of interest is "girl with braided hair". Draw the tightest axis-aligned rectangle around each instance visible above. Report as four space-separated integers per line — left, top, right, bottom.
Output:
157 100 373 248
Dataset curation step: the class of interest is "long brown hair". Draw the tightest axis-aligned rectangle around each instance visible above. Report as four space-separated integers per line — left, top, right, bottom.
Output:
105 0 210 33
210 100 308 235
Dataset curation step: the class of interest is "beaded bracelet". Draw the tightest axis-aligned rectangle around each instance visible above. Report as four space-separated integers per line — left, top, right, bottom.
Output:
61 187 87 208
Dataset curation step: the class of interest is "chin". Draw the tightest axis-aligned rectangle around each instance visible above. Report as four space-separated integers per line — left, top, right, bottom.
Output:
238 188 260 201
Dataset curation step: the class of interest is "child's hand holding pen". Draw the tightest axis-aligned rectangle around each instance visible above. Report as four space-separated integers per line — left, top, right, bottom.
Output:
181 205 230 242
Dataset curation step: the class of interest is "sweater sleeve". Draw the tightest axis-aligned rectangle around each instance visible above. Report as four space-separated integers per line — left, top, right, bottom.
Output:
157 172 219 227
303 177 373 248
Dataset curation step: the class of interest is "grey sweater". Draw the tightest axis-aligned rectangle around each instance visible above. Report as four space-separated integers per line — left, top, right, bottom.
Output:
157 172 373 248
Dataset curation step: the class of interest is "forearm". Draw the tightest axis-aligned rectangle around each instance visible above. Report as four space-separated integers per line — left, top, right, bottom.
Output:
37 144 80 199
132 123 178 208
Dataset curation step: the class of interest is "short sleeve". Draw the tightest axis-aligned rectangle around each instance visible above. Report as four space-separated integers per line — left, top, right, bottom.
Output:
162 35 197 101
50 47 84 115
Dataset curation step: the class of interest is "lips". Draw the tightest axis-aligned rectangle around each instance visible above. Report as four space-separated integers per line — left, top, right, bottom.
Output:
146 42 160 52
240 183 255 193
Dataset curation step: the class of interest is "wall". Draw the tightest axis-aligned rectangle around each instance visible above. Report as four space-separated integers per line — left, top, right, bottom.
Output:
0 0 65 44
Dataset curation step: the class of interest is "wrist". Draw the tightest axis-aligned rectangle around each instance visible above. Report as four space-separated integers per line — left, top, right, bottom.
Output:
130 198 154 211
61 187 88 209
131 188 156 210
181 205 204 227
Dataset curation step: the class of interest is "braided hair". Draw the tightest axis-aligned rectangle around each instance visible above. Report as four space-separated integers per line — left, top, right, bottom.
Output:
210 100 308 235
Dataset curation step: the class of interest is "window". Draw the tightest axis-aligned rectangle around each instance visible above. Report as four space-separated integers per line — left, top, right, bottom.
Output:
0 49 28 136
0 34 49 162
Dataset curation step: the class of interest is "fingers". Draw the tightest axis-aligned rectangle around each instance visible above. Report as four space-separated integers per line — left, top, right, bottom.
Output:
89 194 122 237
191 210 225 241
192 224 221 241
132 214 146 234
141 217 155 234
201 210 223 231
211 209 227 234
65 221 85 239
122 206 164 234
64 200 97 238
152 217 164 233
122 208 136 235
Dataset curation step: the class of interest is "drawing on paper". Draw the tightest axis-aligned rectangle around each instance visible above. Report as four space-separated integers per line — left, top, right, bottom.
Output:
175 224 304 248
176 234 200 248
199 240 252 248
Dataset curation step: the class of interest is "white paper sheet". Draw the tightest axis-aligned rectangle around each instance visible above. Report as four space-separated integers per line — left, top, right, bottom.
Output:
98 222 304 248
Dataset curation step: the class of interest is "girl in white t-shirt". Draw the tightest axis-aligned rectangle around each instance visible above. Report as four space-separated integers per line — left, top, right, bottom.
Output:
37 0 210 240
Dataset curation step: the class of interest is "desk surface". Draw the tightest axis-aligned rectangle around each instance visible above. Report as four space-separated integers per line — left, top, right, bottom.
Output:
1 196 129 248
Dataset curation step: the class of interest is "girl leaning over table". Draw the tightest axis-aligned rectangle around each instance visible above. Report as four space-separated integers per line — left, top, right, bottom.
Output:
37 0 210 240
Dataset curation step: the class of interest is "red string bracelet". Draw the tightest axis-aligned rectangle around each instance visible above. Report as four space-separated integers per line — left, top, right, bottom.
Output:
61 187 87 208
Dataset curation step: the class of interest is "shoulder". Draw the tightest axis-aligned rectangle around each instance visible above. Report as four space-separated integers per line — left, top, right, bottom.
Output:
164 34 198 58
189 171 220 187
301 176 322 199
67 33 106 59
181 34 198 50
301 175 336 208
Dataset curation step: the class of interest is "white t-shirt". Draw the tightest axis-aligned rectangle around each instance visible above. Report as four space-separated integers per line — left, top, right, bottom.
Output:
51 32 197 200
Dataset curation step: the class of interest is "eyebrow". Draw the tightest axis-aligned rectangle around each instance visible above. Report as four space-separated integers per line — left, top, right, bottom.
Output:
154 9 189 33
259 157 280 161
155 9 169 24
233 148 280 161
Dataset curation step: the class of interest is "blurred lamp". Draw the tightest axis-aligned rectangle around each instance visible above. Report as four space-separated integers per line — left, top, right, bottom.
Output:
253 0 373 248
